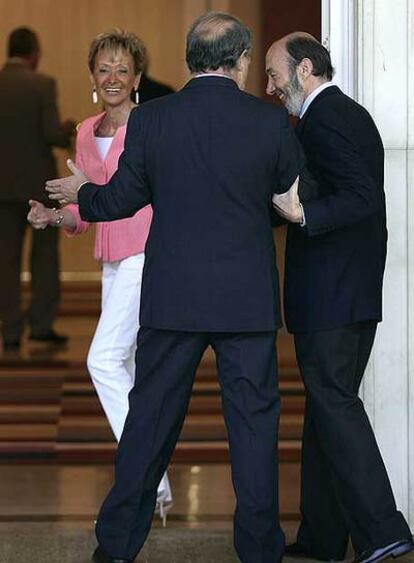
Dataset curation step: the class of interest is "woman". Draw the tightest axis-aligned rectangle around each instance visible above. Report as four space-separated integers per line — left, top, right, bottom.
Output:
27 29 172 523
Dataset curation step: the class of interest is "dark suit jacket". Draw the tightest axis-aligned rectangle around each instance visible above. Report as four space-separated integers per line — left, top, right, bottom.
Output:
79 76 304 332
138 73 174 104
284 85 387 333
0 61 71 203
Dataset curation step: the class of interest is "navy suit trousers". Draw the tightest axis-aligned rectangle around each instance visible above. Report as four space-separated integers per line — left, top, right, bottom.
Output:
95 327 284 563
294 322 411 558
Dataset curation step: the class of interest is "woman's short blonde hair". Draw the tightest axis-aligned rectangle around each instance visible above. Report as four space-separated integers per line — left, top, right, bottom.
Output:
88 29 146 75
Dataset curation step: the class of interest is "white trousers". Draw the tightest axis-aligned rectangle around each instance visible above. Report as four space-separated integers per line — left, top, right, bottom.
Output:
87 253 172 503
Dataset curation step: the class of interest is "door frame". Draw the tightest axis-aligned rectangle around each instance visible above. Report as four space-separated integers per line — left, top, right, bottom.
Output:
321 0 358 99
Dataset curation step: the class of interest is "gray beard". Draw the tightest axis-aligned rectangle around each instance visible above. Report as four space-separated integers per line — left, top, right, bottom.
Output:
284 90 305 116
283 69 306 116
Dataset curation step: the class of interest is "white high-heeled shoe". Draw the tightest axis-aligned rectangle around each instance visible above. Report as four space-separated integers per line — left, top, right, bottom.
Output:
155 497 173 527
155 473 173 527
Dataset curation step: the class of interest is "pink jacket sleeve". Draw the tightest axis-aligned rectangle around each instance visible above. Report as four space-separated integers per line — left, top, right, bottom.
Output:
63 129 91 237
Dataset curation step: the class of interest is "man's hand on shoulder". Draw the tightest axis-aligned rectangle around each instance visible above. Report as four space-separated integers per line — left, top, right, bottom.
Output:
46 159 88 205
272 176 304 224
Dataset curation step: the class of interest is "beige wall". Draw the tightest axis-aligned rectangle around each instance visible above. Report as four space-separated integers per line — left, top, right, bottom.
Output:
0 0 262 277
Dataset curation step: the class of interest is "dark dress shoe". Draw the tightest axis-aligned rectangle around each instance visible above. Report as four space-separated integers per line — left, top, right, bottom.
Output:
285 542 342 561
29 330 68 344
3 339 20 350
353 539 414 563
92 545 132 563
285 542 314 558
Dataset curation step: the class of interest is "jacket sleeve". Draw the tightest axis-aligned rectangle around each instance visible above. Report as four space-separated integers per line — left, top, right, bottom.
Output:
301 108 384 237
274 108 306 193
41 78 71 148
78 108 151 222
271 109 319 227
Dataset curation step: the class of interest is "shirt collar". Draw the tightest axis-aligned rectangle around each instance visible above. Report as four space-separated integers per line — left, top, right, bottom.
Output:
299 82 335 119
194 72 234 81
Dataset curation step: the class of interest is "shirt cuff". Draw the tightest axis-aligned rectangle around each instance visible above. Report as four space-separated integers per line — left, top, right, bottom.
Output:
77 181 89 192
299 203 306 227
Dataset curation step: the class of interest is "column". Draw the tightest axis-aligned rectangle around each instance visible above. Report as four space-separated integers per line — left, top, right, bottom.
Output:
324 0 414 527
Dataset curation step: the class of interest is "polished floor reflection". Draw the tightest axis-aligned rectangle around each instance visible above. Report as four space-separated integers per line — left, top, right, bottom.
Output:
0 462 303 562
0 462 300 523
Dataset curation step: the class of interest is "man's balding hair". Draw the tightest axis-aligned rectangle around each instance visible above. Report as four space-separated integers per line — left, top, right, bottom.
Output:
285 34 334 81
186 12 251 73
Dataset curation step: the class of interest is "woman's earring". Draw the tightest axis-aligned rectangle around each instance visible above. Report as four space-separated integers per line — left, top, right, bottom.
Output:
92 87 98 104
135 89 139 104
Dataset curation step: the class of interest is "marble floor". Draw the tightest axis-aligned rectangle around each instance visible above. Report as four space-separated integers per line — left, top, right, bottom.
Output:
0 462 302 563
0 462 412 563
0 463 300 523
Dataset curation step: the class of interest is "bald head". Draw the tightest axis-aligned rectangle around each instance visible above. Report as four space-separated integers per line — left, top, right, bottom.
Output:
265 31 333 115
186 12 252 74
191 12 237 43
267 31 315 59
267 32 333 82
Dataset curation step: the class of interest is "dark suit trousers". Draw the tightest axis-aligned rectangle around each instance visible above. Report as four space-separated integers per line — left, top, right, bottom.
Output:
294 322 411 559
95 328 284 563
0 203 60 341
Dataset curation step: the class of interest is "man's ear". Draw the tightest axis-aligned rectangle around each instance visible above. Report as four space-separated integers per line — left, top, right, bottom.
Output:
298 57 313 80
240 49 251 67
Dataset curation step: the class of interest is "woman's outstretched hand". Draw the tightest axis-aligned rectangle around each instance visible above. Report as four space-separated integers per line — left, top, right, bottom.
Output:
27 200 52 230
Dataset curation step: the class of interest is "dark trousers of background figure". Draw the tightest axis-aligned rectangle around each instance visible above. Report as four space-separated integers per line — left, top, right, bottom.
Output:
294 321 412 560
95 328 284 563
0 203 60 343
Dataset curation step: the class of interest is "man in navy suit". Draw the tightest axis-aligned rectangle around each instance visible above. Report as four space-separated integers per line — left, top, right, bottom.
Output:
267 33 413 563
47 13 305 563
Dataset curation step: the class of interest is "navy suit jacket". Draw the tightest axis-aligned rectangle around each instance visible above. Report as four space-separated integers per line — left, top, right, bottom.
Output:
284 86 387 333
79 76 304 332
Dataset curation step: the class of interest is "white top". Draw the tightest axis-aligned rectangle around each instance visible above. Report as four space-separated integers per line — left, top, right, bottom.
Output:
299 82 335 119
94 136 113 161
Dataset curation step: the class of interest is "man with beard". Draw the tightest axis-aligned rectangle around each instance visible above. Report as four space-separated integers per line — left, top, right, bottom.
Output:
266 33 414 563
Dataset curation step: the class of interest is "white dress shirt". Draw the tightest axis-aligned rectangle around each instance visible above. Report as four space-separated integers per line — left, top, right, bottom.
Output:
194 72 234 81
299 81 335 119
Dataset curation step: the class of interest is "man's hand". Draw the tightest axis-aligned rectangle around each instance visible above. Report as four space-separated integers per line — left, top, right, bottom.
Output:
272 176 303 223
46 159 88 205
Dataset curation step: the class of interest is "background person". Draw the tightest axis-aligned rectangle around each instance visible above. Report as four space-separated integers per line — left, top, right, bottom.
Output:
135 60 174 104
0 27 75 350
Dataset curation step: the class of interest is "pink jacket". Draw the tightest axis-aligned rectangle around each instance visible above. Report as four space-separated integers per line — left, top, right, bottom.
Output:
65 112 153 262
